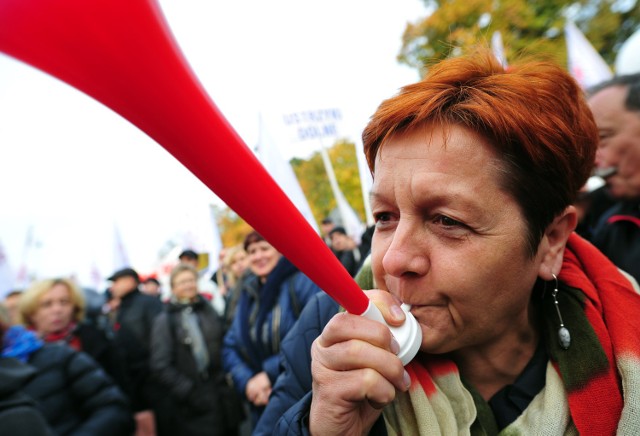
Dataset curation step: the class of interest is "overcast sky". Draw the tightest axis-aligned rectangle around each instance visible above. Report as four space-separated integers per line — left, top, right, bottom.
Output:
0 0 427 289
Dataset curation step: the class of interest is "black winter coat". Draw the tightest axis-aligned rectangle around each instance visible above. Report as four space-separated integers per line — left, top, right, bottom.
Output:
150 295 231 436
25 343 134 436
111 289 163 411
0 357 52 436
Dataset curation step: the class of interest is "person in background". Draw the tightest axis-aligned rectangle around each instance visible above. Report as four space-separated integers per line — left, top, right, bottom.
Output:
277 50 640 434
2 289 23 325
586 73 640 282
150 263 239 436
179 249 223 313
358 224 376 260
18 278 116 377
328 226 362 277
141 277 162 298
107 267 163 436
1 309 133 435
220 244 249 331
211 247 228 290
221 231 323 429
319 217 335 247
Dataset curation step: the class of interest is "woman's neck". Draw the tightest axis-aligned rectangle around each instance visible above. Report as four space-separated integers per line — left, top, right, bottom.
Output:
451 311 540 401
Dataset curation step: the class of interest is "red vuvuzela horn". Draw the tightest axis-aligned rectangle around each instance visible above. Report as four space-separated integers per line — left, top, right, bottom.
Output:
0 0 421 363
0 0 368 314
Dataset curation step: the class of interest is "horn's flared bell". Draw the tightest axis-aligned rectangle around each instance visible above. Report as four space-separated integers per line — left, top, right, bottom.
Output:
0 0 368 314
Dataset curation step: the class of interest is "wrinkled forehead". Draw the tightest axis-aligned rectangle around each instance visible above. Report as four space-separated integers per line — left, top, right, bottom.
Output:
373 122 503 171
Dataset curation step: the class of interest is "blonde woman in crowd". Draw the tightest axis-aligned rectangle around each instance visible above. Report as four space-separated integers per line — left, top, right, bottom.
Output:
19 278 115 375
221 244 249 329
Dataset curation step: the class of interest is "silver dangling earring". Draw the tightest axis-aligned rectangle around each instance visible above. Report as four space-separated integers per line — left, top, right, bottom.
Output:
551 274 571 350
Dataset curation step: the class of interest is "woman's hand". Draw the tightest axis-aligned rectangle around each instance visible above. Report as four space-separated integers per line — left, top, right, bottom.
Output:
309 290 411 435
245 371 272 406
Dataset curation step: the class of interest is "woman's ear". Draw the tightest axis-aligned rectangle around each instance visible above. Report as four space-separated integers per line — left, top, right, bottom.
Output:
538 205 577 280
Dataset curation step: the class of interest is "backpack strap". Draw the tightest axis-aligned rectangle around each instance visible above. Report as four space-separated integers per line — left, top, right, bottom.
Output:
287 275 301 318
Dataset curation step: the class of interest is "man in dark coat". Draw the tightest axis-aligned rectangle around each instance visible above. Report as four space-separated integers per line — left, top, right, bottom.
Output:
587 73 640 282
107 267 163 428
329 226 362 277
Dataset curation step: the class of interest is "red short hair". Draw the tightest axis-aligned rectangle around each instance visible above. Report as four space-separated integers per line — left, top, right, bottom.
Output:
363 49 597 255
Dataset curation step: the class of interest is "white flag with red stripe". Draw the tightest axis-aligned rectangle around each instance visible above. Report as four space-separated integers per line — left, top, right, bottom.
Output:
565 21 613 89
0 240 16 299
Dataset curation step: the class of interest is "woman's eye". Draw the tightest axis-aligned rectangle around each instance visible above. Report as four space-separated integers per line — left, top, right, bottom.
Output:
434 215 462 227
374 212 392 224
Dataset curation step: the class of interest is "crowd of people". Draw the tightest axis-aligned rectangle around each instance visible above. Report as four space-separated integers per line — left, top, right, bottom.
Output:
0 223 369 435
1 49 639 435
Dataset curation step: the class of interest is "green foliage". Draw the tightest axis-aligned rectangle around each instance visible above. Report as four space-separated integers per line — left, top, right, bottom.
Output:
399 0 640 74
291 139 366 226
214 205 252 247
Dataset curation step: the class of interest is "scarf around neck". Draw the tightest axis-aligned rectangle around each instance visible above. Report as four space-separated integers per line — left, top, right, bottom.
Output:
171 297 210 375
236 256 299 369
382 233 640 435
41 321 81 351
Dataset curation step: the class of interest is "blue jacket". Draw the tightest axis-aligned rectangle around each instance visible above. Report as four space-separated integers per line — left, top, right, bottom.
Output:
257 292 386 435
255 256 388 435
221 257 322 424
254 292 338 435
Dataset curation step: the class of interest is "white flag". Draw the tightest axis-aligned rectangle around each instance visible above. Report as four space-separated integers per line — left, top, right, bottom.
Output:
208 204 224 273
491 31 508 68
320 147 365 244
89 261 103 291
0 240 16 299
113 222 130 270
565 21 613 89
615 28 640 75
15 225 35 289
353 136 374 226
256 117 319 233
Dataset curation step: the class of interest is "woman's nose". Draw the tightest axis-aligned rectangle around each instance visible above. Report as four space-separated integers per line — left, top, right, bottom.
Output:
381 220 429 278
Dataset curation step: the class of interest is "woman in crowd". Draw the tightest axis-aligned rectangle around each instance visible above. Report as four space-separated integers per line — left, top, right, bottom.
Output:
220 244 249 330
222 231 323 427
18 278 115 376
276 49 640 434
150 263 236 436
1 312 133 435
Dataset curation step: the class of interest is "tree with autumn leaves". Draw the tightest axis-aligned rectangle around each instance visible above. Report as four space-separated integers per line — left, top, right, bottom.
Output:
398 0 639 73
215 140 367 246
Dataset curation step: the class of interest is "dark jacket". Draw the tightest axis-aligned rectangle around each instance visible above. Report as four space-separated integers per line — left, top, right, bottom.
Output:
0 357 52 436
254 292 338 435
111 289 163 411
222 257 323 425
150 295 231 436
334 248 361 277
46 322 118 381
591 200 640 282
74 322 113 369
26 343 133 436
266 293 386 435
